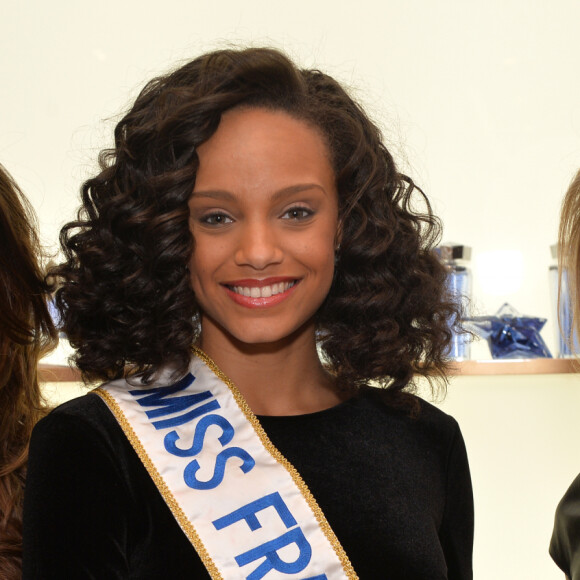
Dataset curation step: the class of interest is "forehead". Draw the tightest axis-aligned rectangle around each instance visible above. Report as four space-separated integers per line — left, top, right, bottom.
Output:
193 107 336 194
200 107 329 154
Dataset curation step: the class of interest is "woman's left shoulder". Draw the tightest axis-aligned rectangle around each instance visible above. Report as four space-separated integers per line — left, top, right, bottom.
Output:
415 397 465 450
358 387 463 442
415 396 461 429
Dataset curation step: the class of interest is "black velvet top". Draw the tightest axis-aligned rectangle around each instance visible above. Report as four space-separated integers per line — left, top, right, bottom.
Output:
23 388 473 579
550 472 580 580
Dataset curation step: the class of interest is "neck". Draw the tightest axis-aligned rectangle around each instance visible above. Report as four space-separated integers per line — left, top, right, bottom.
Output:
198 326 345 416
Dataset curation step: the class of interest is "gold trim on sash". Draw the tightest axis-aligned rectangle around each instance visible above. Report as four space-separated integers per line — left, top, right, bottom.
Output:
192 347 357 579
95 387 223 580
96 348 358 579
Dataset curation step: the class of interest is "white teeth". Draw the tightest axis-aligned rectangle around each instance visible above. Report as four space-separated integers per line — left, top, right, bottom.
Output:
231 281 296 298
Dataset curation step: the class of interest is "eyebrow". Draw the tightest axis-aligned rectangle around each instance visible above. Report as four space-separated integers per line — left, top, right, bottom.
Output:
191 183 327 203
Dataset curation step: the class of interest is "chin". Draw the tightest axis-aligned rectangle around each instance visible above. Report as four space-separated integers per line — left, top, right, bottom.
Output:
230 326 301 347
201 313 315 352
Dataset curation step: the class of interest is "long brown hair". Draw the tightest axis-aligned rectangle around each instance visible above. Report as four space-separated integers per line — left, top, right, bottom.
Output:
558 169 580 342
0 164 57 577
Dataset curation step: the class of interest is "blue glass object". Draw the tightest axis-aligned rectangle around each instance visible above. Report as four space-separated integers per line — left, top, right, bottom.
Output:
48 298 63 331
549 266 580 357
467 303 552 359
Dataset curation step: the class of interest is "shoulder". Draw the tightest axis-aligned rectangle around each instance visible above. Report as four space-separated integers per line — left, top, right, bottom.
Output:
556 472 580 513
36 390 114 429
358 387 461 436
550 473 580 575
416 396 462 436
27 390 144 500
30 391 123 455
354 387 467 467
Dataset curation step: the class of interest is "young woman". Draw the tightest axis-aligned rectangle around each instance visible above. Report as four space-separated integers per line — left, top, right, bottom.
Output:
23 47 473 579
0 164 57 578
550 169 580 580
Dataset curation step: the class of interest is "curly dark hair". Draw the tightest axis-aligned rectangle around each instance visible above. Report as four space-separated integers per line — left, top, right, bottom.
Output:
54 46 456 401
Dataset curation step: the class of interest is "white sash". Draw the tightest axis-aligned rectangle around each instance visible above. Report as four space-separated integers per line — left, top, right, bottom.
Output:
95 348 357 580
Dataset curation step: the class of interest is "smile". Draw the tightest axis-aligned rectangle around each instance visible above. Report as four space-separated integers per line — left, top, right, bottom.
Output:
223 278 300 308
229 281 296 298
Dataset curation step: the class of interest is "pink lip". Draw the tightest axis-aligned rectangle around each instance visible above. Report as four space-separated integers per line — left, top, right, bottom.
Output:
222 277 300 309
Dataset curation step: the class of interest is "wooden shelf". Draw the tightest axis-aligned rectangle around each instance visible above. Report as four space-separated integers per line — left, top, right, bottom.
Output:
39 358 579 382
39 364 81 382
449 358 578 376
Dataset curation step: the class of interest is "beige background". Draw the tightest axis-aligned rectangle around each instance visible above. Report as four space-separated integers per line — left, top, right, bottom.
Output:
3 0 580 353
4 0 580 577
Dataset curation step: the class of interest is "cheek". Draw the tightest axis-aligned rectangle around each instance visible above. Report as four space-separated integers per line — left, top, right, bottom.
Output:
320 251 336 288
188 248 208 295
189 237 221 283
299 235 336 282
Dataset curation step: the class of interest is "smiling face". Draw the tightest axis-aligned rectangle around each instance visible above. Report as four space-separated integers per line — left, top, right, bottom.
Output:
188 107 339 352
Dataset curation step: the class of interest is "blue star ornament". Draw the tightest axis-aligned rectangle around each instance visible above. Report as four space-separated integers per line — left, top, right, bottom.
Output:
467 303 552 359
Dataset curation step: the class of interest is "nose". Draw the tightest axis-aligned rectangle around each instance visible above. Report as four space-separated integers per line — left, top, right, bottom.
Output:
234 222 283 270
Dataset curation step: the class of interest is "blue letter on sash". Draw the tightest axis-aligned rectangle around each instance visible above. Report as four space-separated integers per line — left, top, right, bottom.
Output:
164 414 235 457
130 373 198 406
213 492 296 531
235 527 312 579
130 373 221 429
213 493 315 578
184 447 255 490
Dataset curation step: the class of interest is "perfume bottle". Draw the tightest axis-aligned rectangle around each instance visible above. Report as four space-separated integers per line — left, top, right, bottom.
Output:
549 244 579 357
435 243 472 360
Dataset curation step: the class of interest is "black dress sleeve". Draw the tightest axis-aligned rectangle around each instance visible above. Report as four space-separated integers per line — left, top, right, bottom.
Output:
439 422 474 580
22 405 131 579
550 472 580 580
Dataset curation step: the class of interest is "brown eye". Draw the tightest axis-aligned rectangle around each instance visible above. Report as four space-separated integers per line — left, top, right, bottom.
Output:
201 213 233 226
282 207 313 220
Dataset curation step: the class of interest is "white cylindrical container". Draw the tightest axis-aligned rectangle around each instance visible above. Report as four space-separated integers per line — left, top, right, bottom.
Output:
436 243 472 361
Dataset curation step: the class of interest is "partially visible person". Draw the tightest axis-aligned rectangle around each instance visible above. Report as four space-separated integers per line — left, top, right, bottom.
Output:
0 164 57 578
550 168 580 580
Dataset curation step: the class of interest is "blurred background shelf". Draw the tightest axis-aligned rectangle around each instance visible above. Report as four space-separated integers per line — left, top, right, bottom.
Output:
450 358 578 375
39 364 81 382
39 357 578 383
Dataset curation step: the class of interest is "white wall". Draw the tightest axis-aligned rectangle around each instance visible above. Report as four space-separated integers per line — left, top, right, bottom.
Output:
6 1 580 577
435 373 580 579
3 1 580 354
